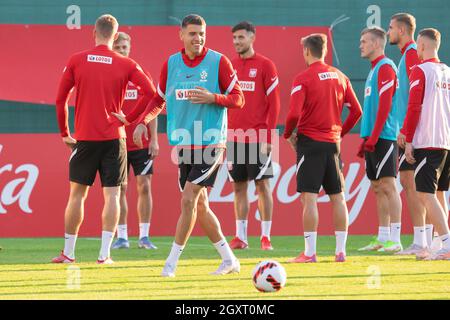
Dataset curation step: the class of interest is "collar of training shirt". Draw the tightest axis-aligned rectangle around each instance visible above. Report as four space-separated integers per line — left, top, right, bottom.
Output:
237 52 257 61
181 47 209 67
94 44 112 51
371 55 386 69
422 58 440 64
308 60 326 68
401 40 415 55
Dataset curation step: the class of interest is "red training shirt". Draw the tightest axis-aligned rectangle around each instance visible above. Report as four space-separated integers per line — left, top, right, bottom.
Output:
284 61 362 143
56 44 155 141
228 52 280 143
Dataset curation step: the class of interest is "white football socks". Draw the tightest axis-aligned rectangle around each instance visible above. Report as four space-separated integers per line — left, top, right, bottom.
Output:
139 223 150 239
440 234 450 250
117 224 128 240
63 233 77 259
304 232 317 257
236 220 248 242
335 231 348 255
425 224 434 247
213 239 235 262
413 226 427 248
390 223 401 243
99 231 114 260
261 221 272 240
166 242 185 266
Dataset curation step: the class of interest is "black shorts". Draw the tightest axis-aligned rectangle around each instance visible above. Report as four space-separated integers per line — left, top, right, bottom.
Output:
178 147 224 191
127 149 154 177
414 149 450 193
226 142 274 182
365 139 398 181
69 139 127 187
295 134 344 195
398 147 415 171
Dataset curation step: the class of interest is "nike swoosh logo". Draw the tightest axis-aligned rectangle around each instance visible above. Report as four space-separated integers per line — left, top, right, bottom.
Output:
381 80 389 85
305 236 310 239
230 71 237 78
144 160 150 165
409 66 416 70
201 168 209 173
186 74 194 78
271 76 278 81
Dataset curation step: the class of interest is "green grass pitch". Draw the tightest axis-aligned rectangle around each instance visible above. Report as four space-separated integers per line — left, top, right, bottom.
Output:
0 235 449 300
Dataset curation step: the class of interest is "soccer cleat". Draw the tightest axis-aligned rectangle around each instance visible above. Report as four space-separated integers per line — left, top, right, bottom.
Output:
378 241 403 252
357 237 385 251
395 243 426 255
229 237 248 250
138 237 158 250
111 238 130 249
335 252 346 262
424 248 450 261
416 247 432 260
288 252 317 263
51 251 75 263
161 262 176 277
210 259 240 275
260 236 273 250
97 257 114 264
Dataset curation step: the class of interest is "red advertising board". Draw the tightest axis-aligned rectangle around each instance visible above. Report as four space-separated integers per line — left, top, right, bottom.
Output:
2 133 447 238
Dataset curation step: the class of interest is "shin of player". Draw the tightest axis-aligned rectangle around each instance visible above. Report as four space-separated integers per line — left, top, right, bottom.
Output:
284 34 362 263
119 14 245 276
111 32 158 250
53 15 155 264
357 27 403 253
228 21 280 251
402 28 450 261
388 13 429 254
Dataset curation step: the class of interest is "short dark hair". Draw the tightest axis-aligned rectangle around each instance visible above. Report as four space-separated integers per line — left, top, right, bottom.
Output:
181 14 206 28
301 33 327 58
95 14 118 39
391 13 416 34
115 31 131 44
419 28 441 47
232 21 256 34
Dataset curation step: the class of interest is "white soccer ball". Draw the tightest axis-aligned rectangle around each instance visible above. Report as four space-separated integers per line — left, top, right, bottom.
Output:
252 260 287 292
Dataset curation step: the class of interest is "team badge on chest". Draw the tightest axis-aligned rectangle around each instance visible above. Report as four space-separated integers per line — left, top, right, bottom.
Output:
249 68 257 78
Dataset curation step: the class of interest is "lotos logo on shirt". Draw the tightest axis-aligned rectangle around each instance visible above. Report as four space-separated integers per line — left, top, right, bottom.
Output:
87 55 113 64
238 81 256 92
249 68 258 78
175 89 197 100
365 86 372 97
124 89 138 100
435 81 450 90
318 72 338 80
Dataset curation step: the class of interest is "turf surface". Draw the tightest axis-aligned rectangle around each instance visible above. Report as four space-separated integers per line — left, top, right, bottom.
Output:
0 235 449 300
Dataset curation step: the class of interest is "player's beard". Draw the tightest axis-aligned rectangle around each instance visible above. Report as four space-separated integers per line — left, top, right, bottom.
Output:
238 45 251 55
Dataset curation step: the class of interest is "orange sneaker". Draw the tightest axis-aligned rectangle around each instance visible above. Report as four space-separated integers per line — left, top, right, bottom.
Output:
229 237 248 250
261 236 273 250
51 250 75 264
288 252 317 263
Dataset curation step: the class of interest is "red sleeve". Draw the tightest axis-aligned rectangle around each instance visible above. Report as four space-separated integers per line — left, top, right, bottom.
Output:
341 78 362 137
402 67 425 142
127 62 168 125
365 64 397 146
263 59 281 130
283 77 306 138
55 57 76 137
405 49 421 79
214 55 245 109
123 61 156 123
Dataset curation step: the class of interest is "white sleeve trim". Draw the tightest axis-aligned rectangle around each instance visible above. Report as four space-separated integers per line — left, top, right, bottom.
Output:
266 77 279 96
379 80 394 97
409 79 420 91
157 84 166 100
225 75 238 95
291 85 302 96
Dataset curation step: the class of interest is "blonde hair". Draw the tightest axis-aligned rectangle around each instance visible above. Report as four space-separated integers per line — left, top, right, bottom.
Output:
95 14 119 39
